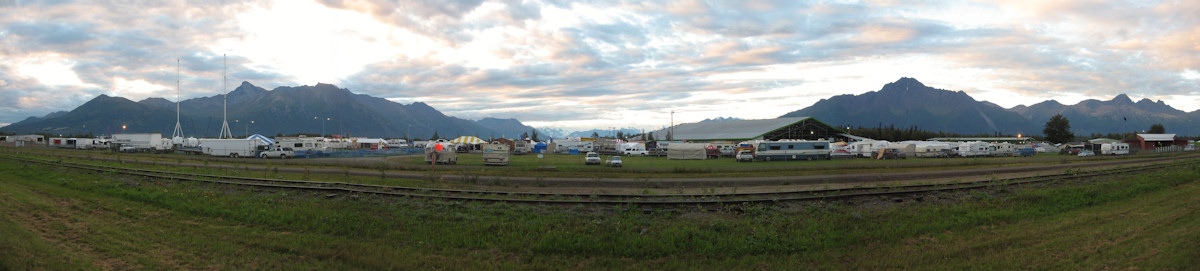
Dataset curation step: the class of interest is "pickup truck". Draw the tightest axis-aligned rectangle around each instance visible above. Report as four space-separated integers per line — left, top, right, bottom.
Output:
260 146 295 159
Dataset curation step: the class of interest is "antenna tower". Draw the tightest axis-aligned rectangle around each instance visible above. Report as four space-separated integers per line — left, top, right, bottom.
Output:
172 59 184 139
218 54 233 139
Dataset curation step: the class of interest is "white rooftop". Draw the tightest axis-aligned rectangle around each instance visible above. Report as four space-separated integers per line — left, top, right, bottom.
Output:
1138 134 1175 141
651 117 815 141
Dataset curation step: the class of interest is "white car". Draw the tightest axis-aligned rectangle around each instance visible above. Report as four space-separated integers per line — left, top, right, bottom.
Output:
606 156 623 167
735 150 754 162
585 152 601 165
260 146 295 159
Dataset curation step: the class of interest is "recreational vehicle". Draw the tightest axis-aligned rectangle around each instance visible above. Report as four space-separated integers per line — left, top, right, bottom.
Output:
754 140 832 161
276 137 328 152
847 140 888 158
1100 143 1130 155
424 141 458 164
957 141 991 157
199 138 259 158
482 142 511 166
913 142 955 158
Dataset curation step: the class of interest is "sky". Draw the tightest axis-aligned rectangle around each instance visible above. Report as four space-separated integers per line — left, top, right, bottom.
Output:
2 0 1198 132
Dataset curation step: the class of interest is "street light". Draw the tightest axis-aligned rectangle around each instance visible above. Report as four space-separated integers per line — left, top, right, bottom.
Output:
314 117 330 137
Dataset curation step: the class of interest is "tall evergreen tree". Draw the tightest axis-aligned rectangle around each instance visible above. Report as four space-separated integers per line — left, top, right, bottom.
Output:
1149 123 1166 134
1043 114 1074 143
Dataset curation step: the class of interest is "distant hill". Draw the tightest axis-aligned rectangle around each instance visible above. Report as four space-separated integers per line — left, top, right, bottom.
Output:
781 78 1035 134
781 77 1199 136
474 117 539 139
0 82 538 139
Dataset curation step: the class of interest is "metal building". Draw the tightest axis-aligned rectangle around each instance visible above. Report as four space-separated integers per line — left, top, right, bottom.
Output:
648 117 852 142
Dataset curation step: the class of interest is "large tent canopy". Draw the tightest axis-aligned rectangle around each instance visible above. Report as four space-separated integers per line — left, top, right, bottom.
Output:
450 136 486 144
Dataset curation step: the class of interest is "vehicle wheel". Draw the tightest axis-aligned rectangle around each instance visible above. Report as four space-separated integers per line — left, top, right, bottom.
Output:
806 156 813 161
231 153 239 158
764 157 771 162
280 154 287 159
261 153 268 158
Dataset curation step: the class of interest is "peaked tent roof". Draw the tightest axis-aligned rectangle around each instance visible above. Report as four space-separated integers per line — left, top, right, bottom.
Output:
246 134 274 145
450 136 486 144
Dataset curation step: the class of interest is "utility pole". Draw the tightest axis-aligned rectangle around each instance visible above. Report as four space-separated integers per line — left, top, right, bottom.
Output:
670 110 674 141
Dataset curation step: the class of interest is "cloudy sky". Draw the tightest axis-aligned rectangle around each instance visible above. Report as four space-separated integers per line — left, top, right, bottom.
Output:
3 0 1198 131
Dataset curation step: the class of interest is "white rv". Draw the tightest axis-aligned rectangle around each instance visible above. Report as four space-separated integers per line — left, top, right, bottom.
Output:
424 141 458 164
847 140 889 158
957 141 991 157
1100 143 1130 155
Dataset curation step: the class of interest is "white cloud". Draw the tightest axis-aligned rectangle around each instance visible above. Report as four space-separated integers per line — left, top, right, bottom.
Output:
12 54 91 88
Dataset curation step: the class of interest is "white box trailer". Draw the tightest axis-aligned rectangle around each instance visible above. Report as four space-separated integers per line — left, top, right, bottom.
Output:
199 138 260 158
113 133 166 152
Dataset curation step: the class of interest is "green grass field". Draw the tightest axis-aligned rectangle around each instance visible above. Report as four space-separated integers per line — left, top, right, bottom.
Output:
1 153 1197 269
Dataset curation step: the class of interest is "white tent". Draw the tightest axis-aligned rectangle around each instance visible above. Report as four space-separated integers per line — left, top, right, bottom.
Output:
450 136 486 144
246 134 274 146
667 143 707 160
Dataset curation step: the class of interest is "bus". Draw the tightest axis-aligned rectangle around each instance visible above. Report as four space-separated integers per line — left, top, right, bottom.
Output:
755 140 831 161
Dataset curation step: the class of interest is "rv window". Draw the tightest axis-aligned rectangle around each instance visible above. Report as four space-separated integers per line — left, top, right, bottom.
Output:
305 143 313 147
787 145 794 149
769 145 781 151
814 145 825 150
293 143 303 148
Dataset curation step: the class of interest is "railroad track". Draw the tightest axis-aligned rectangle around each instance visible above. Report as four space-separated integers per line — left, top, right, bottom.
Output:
5 154 1197 206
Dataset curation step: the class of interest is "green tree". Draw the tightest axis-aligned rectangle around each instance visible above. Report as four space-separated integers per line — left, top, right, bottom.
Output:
530 129 540 142
591 131 599 138
1043 114 1074 144
1149 123 1165 134
431 130 440 140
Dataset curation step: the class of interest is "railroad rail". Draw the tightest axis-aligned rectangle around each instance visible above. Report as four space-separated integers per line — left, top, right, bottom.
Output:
5 154 1197 206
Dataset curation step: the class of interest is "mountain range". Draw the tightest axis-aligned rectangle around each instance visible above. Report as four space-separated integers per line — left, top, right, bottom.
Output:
781 77 1200 136
4 78 1197 139
1 82 540 139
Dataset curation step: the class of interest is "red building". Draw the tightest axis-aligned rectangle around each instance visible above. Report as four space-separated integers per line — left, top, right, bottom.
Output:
1131 134 1187 150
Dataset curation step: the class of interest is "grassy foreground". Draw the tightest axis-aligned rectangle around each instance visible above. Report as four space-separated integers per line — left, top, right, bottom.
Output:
1 158 1198 269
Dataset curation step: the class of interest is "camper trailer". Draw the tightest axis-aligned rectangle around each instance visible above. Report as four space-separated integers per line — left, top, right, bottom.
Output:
1100 143 1130 155
913 142 955 158
754 140 832 161
847 140 889 158
957 141 991 157
555 141 594 154
424 141 458 164
482 142 511 166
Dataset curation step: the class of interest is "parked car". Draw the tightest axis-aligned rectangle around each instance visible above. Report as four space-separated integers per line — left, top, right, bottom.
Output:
585 152 601 165
735 150 754 162
260 146 295 159
871 148 907 159
605 156 623 167
1077 150 1095 157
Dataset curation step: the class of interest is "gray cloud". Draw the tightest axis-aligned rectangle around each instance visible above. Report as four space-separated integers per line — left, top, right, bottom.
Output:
3 0 1199 128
